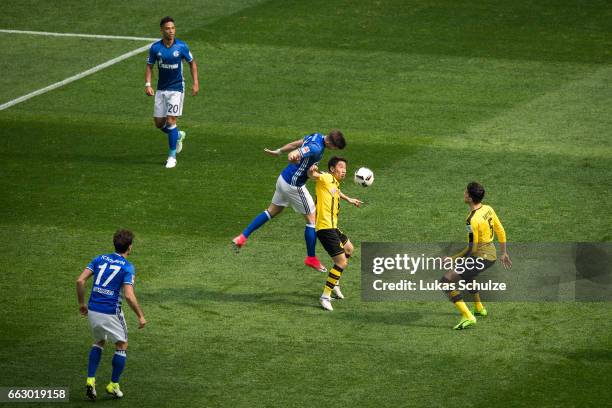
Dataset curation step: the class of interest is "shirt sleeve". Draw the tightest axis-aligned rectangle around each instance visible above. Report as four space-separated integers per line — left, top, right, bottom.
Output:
321 173 333 185
86 256 98 272
182 43 193 62
123 265 135 286
146 44 156 65
492 210 507 243
299 142 321 158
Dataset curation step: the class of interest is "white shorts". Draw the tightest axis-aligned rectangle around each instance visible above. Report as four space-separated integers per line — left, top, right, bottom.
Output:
271 175 315 215
88 309 128 344
154 90 185 118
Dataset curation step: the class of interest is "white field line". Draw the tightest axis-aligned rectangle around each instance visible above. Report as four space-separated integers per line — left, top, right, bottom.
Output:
0 29 156 41
0 29 156 111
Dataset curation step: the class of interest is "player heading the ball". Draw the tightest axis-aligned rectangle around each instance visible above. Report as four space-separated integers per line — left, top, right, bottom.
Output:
232 130 346 273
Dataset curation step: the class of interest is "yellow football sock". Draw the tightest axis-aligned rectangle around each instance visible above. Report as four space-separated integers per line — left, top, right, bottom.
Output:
454 300 475 320
322 266 343 297
473 293 485 312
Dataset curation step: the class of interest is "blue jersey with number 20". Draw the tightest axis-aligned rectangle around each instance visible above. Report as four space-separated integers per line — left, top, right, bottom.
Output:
86 253 135 315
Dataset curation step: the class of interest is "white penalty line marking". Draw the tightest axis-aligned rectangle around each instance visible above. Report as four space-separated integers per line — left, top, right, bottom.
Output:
0 29 156 111
0 29 157 42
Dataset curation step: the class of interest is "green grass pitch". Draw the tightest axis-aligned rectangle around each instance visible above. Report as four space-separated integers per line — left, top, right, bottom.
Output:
0 1 611 406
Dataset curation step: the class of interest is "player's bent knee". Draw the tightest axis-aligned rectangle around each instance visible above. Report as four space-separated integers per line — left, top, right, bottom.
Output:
334 257 348 270
115 341 128 351
344 241 354 256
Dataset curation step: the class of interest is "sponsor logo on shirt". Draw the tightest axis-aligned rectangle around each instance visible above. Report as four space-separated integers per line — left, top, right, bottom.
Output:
101 255 125 265
93 286 114 296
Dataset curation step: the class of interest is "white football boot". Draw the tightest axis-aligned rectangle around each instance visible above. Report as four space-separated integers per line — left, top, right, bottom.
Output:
176 130 186 154
332 285 345 300
320 296 333 311
165 156 177 169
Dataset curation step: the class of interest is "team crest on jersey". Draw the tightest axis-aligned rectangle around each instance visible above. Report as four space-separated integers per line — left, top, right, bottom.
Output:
173 50 180 57
301 146 310 154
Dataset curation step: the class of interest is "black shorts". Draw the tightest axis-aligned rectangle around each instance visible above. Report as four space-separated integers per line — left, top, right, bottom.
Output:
316 228 349 258
457 256 496 282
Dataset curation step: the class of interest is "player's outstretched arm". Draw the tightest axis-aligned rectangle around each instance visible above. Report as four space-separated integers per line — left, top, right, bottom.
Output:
123 284 147 329
340 191 363 207
264 139 303 157
76 268 93 316
188 60 199 96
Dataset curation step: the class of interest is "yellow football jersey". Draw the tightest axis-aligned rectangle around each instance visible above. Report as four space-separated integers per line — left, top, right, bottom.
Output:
315 173 340 231
455 204 506 260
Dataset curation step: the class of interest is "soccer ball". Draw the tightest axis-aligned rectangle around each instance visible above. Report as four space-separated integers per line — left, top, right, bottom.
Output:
354 167 374 187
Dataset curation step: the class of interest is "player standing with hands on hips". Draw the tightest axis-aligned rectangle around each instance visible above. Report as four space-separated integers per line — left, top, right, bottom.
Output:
76 230 146 400
145 16 199 169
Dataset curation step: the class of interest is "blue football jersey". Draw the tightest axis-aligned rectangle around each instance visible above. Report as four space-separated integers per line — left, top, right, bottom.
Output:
147 39 193 92
280 133 326 187
86 253 135 315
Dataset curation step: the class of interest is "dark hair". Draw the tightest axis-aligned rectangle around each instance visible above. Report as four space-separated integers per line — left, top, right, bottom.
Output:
327 129 346 149
160 16 175 27
328 156 347 171
467 182 485 203
113 229 134 253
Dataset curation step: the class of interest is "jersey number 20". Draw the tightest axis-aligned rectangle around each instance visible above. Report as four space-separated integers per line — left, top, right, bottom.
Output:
167 103 179 114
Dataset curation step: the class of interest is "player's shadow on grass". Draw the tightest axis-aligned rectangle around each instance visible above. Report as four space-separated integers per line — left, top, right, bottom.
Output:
556 349 612 363
149 287 316 308
69 153 167 167
331 310 453 330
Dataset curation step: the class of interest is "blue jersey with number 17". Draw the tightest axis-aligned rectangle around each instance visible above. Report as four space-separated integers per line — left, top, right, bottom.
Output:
280 133 326 187
86 253 135 315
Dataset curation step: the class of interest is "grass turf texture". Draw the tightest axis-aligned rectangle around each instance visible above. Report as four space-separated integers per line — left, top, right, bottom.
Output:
1 0 611 407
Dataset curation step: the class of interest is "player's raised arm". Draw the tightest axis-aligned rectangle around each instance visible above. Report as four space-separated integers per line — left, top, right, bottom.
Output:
76 268 93 316
264 139 304 157
188 59 199 96
123 283 146 329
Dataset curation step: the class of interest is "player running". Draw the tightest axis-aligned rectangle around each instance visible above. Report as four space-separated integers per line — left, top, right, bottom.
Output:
145 16 199 169
440 182 512 330
76 230 146 400
232 130 346 273
307 157 362 311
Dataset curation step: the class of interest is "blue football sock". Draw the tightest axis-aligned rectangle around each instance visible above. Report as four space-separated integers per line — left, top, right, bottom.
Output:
167 125 179 158
305 224 317 257
111 350 127 383
87 345 103 378
243 210 272 238
160 125 170 134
